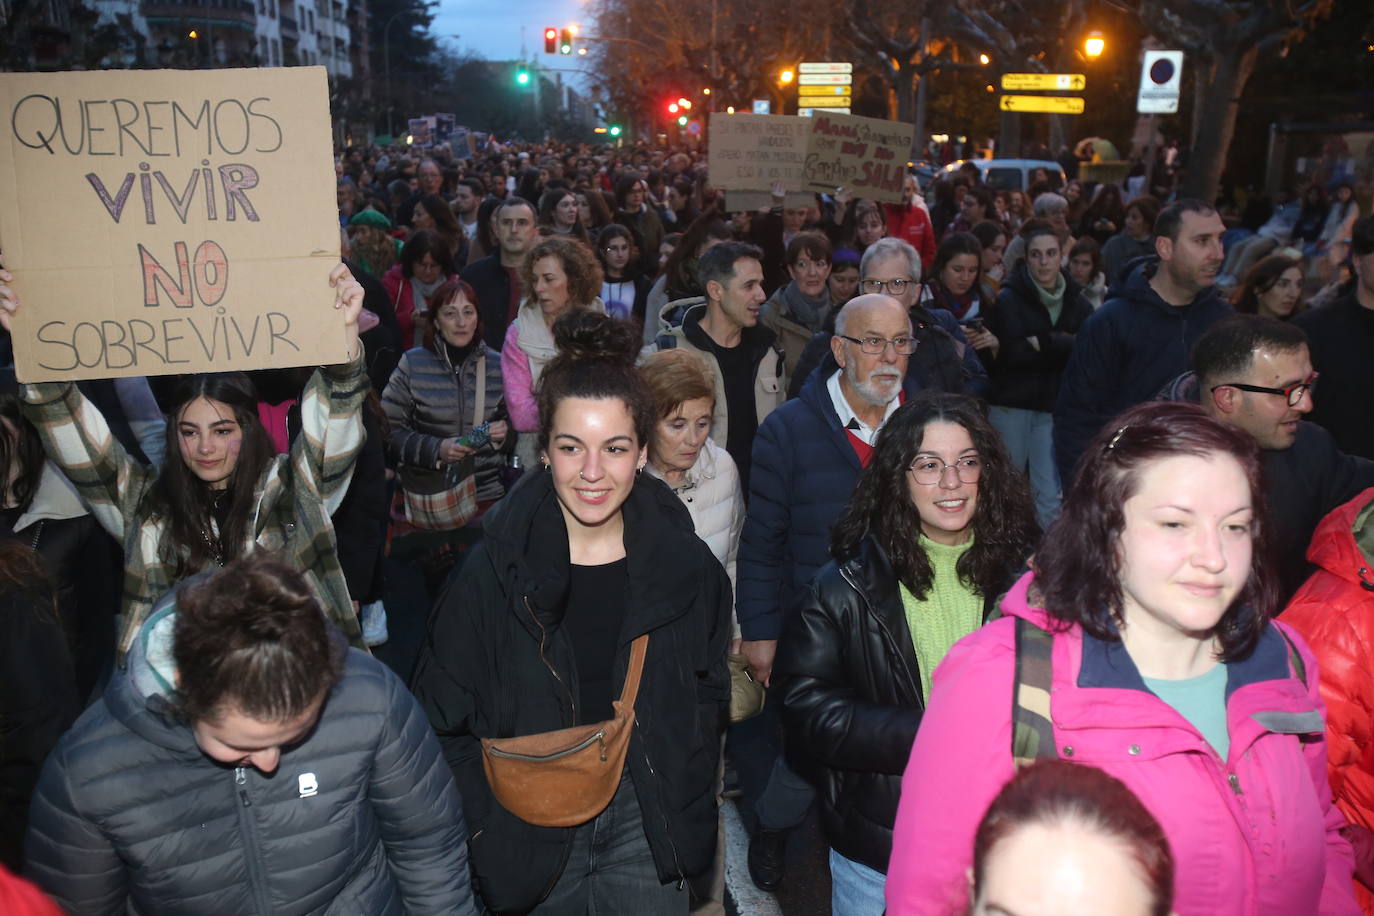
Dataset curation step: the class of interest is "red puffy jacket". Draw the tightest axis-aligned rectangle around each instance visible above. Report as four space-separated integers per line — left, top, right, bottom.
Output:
1285 486 1374 912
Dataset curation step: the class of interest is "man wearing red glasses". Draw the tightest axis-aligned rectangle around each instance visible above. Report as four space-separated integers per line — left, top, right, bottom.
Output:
1188 314 1374 598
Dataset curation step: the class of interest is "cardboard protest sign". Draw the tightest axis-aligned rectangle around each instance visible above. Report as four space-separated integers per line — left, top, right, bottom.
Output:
0 66 346 382
802 112 915 204
707 113 814 208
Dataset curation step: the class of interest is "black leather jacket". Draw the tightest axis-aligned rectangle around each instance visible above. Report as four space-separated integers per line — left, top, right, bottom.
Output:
775 536 1001 872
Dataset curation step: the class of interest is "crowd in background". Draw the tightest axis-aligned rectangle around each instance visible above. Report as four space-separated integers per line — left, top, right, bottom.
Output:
1 131 1374 916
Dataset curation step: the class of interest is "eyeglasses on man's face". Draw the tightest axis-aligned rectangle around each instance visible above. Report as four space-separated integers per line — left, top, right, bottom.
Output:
837 334 917 356
1210 371 1318 408
860 278 916 295
908 455 983 486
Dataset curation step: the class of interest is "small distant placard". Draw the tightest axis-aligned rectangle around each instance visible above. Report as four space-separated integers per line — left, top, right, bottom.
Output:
802 112 914 204
0 67 347 382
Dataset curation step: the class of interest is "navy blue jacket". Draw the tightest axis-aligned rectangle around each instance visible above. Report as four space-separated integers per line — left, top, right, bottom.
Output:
737 368 922 642
1052 259 1232 486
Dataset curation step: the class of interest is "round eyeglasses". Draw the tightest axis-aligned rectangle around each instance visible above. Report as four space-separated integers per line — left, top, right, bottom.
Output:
909 455 983 486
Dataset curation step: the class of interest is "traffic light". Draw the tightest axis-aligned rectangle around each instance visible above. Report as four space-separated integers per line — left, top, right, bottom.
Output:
609 125 622 137
543 27 557 54
667 102 679 114
515 65 530 86
559 28 573 55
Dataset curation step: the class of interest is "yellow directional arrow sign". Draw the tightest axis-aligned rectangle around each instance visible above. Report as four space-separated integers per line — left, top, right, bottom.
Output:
1001 73 1087 92
999 94 1085 114
799 84 852 97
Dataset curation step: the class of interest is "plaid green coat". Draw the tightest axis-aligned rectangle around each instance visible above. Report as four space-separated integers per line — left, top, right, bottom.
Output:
21 357 368 660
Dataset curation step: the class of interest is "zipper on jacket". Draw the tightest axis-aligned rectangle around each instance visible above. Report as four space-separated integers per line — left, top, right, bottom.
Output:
488 729 606 762
837 564 922 707
637 716 687 888
526 595 576 726
234 766 275 915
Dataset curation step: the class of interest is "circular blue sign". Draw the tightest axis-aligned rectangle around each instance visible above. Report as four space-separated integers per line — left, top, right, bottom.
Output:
1150 59 1176 85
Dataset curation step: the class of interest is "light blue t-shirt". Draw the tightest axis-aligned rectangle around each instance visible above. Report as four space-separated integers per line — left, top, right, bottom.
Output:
1143 662 1230 760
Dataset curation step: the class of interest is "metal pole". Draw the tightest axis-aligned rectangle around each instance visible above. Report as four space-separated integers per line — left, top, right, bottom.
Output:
912 16 929 160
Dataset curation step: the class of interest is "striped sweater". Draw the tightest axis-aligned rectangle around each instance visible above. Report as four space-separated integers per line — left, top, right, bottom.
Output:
21 357 368 659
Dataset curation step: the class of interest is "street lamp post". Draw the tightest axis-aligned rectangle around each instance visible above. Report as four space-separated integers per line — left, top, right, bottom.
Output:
382 9 409 138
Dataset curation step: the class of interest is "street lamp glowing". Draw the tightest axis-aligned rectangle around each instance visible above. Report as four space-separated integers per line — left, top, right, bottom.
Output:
726 106 735 114
703 88 711 95
188 29 198 38
1084 32 1106 58
577 48 587 56
678 98 692 110
979 53 989 65
779 69 794 84
568 23 579 36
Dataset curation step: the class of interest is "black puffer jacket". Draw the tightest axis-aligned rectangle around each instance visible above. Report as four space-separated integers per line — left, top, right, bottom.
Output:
410 470 731 914
987 261 1093 413
24 616 475 915
775 536 1002 873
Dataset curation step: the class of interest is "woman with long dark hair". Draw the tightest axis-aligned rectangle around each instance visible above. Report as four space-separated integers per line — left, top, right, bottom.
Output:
775 393 1038 916
413 312 731 914
0 264 369 657
539 188 590 244
1234 253 1305 321
886 401 1358 915
595 224 653 326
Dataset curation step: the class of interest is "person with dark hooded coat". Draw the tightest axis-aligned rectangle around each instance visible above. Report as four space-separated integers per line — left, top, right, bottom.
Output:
1052 199 1233 487
411 311 731 915
23 556 475 916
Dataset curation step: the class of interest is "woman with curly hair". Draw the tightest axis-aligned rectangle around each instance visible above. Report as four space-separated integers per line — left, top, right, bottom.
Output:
501 236 606 468
774 392 1039 916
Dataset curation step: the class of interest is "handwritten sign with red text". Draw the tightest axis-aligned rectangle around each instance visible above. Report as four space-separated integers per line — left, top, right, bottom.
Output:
802 112 914 204
0 67 346 382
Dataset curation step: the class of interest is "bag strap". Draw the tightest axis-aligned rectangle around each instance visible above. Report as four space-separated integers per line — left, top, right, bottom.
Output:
618 634 650 710
1275 626 1308 688
473 354 487 426
1011 617 1058 768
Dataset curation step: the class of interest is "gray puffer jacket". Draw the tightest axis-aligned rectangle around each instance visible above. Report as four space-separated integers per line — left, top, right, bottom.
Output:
23 609 476 916
383 342 508 503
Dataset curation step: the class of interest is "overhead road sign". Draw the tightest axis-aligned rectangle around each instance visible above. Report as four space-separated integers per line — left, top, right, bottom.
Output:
799 107 852 116
799 84 852 97
1138 50 1184 114
999 95 1085 114
799 62 852 74
1000 73 1085 92
797 73 852 86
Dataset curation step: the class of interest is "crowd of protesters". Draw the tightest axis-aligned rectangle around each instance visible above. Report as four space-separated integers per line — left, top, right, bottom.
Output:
1 131 1373 916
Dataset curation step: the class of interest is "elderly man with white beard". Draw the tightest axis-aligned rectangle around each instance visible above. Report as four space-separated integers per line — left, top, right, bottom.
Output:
736 294 920 892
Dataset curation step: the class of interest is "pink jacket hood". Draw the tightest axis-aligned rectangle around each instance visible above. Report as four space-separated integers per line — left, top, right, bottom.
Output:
885 571 1357 916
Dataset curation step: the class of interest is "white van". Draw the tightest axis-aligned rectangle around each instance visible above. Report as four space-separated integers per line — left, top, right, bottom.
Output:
941 159 1067 191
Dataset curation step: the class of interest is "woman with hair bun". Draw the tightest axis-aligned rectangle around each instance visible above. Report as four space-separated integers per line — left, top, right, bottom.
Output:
413 311 731 915
886 401 1358 915
24 555 476 915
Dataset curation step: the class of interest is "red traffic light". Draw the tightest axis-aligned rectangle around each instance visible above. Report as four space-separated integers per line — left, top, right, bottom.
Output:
543 27 557 54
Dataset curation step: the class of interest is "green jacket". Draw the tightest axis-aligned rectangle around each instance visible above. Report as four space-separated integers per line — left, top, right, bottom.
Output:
21 357 368 659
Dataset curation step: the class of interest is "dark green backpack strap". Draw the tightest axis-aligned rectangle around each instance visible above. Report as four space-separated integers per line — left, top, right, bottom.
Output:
1275 626 1308 688
1012 617 1058 768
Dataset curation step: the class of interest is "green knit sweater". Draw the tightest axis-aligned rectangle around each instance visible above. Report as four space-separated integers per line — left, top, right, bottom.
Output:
899 536 983 704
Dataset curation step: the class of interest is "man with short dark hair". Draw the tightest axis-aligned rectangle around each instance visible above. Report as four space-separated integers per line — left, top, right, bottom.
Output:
452 178 484 259
460 197 538 349
1053 199 1233 485
656 240 783 490
1293 213 1374 461
1181 314 1374 597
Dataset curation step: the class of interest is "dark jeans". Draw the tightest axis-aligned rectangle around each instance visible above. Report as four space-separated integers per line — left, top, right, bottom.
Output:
531 769 689 915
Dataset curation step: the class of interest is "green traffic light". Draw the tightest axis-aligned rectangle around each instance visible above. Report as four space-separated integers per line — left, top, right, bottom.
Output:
609 126 622 136
515 69 530 85
677 115 687 126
